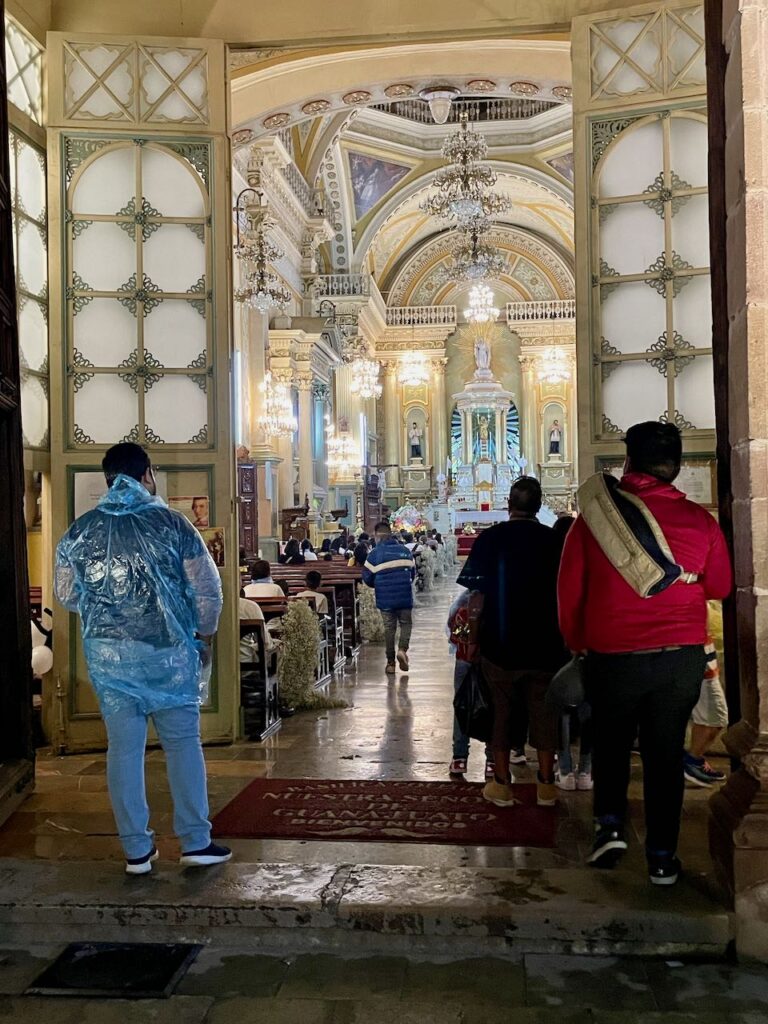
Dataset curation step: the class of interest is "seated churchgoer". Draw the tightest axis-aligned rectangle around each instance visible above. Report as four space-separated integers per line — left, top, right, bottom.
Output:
302 540 318 561
243 559 285 599
348 542 368 567
296 570 329 615
278 538 305 565
238 591 276 662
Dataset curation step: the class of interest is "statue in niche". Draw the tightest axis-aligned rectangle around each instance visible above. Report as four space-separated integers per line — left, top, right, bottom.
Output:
474 335 491 375
409 422 423 461
549 420 562 456
472 413 496 461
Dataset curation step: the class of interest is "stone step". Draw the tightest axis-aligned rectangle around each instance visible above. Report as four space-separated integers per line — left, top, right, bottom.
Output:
0 859 733 958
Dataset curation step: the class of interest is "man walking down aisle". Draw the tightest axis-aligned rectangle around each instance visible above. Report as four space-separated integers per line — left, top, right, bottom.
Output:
363 521 416 675
55 442 231 875
458 477 566 809
558 422 732 886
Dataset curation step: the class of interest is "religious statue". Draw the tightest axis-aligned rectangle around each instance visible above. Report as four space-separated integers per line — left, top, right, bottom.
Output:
549 420 562 456
472 413 496 461
409 421 423 461
474 336 491 374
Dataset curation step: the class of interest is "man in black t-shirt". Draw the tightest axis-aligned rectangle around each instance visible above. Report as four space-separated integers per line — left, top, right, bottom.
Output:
457 477 566 809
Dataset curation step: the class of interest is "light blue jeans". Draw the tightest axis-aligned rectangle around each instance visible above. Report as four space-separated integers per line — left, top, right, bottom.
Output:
103 701 211 860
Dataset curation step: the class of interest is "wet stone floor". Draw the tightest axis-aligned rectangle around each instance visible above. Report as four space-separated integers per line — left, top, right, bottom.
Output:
0 575 757 1020
1 947 768 1023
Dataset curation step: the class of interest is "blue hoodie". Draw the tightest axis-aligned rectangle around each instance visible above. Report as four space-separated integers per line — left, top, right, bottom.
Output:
55 474 223 715
362 536 415 611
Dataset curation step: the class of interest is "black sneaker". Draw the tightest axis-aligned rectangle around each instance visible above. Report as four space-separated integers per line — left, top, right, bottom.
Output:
179 842 232 867
587 823 628 868
648 854 681 886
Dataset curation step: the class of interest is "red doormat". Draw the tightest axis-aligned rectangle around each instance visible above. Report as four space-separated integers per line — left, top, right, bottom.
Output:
211 778 556 847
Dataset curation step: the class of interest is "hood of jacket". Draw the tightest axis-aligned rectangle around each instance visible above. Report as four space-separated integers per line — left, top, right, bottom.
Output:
96 474 168 516
620 471 687 501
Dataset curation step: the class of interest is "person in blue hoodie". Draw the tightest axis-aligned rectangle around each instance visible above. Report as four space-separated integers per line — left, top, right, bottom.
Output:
54 442 231 875
362 520 416 675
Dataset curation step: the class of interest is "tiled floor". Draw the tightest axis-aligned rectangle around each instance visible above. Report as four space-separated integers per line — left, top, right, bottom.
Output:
1 576 725 882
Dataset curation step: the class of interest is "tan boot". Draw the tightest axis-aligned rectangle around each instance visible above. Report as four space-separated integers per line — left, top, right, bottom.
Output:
482 778 519 807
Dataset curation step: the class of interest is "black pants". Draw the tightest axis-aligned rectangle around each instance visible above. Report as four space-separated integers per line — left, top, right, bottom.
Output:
587 645 706 856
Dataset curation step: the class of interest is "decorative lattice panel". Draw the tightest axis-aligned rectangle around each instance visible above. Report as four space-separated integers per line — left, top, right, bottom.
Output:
5 16 43 124
64 137 213 448
63 41 209 125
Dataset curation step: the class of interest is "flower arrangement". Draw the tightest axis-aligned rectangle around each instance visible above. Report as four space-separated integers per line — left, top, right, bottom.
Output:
357 581 385 642
461 523 477 535
391 503 428 535
277 600 346 710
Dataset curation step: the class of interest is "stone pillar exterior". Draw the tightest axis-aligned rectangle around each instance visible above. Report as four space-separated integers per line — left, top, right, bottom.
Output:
708 0 768 961
431 358 448 478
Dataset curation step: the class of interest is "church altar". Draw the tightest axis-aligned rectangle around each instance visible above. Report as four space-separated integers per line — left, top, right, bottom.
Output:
449 327 524 513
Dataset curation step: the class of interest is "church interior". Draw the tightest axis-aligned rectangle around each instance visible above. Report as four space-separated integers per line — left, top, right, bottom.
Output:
3 0 768 1005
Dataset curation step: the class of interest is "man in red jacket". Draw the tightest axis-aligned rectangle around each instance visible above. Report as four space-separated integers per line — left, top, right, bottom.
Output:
558 422 732 885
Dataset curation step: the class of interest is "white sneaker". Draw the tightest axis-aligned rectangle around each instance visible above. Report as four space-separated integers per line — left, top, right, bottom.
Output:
576 772 594 791
555 771 576 791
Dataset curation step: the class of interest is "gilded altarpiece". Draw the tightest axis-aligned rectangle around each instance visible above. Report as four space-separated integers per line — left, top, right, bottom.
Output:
572 2 715 479
46 34 237 750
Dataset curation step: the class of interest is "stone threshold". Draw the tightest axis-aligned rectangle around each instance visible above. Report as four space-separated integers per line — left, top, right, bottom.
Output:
0 858 734 958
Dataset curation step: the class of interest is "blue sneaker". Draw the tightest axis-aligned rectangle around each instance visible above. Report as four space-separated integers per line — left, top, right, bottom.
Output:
684 754 726 787
179 842 232 867
648 854 681 886
125 846 159 876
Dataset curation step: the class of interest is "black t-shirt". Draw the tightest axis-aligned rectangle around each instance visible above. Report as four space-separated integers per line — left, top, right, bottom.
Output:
457 518 567 672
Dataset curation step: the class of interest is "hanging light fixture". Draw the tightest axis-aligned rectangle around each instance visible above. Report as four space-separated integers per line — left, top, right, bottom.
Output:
464 283 500 324
398 352 430 387
439 228 506 284
419 114 510 227
257 371 297 437
349 356 383 399
418 84 461 124
537 347 572 385
233 187 292 313
326 419 356 476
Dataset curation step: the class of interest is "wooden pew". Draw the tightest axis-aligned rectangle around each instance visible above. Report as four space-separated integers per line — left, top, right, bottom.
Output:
239 620 280 741
270 564 363 657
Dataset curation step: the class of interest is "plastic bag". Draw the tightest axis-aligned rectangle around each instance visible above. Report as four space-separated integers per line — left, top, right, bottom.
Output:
453 663 494 742
545 655 586 713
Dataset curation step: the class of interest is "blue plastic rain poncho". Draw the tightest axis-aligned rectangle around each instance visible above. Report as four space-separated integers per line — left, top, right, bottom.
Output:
54 474 223 716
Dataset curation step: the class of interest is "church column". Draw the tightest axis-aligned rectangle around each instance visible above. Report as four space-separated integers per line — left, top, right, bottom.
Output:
519 355 539 472
431 359 447 477
462 407 472 465
296 371 314 506
272 366 296 512
382 362 401 487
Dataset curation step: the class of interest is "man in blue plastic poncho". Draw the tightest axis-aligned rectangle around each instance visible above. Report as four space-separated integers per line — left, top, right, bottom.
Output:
55 442 231 875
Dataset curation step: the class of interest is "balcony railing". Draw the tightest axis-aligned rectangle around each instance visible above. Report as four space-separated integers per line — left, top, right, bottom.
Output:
281 162 331 219
506 299 576 322
385 305 457 327
313 274 371 298
371 97 560 125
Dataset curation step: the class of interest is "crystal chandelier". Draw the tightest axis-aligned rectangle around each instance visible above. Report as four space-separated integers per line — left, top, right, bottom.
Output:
440 228 506 284
398 352 430 387
420 114 510 226
349 357 382 399
257 371 297 437
326 420 356 475
464 283 500 324
537 347 572 385
233 188 291 313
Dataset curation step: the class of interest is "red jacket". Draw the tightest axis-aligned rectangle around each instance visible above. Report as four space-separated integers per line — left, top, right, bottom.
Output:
558 473 732 654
